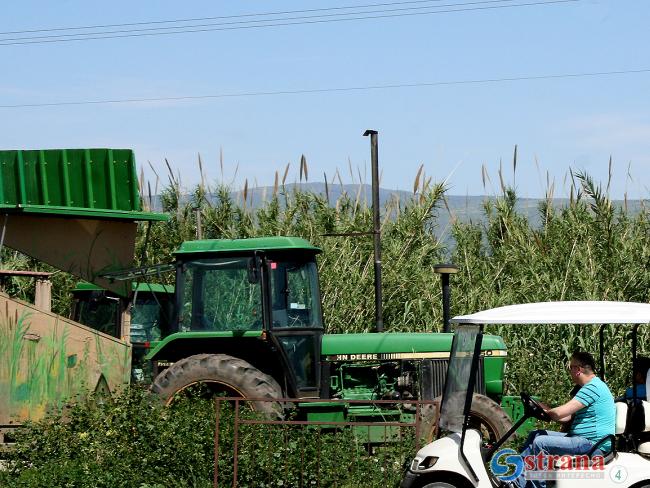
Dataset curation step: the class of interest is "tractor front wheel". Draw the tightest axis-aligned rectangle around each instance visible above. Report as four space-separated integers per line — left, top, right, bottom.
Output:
467 393 513 445
420 393 513 445
151 353 283 418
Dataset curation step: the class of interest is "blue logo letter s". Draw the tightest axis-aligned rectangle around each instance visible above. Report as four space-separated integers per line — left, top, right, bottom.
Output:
490 448 523 482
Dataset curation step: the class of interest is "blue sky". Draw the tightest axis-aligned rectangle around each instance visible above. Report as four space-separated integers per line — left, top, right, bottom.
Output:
2 0 648 199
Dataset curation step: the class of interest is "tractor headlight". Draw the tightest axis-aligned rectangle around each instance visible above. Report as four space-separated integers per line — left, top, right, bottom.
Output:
411 456 439 471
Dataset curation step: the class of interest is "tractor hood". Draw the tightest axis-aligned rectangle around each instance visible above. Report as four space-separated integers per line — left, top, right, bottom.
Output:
321 332 506 361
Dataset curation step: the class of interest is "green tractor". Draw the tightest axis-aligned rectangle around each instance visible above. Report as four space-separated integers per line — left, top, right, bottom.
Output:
140 132 528 443
142 236 519 442
57 132 525 443
70 282 175 382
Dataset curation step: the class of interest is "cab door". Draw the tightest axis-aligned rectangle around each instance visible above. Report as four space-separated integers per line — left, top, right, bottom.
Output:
265 257 323 398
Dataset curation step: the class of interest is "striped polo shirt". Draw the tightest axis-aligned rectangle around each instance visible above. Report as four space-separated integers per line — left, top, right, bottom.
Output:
569 376 616 451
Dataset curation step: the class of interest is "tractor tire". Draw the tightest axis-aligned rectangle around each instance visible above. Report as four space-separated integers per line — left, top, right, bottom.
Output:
151 353 283 418
467 393 513 444
420 393 512 445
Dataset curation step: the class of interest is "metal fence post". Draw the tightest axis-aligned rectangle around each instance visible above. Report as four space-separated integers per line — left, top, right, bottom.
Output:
214 398 221 488
415 401 421 451
232 399 240 488
213 396 427 487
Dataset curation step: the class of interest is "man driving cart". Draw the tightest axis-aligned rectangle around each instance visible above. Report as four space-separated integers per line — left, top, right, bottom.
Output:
514 351 616 488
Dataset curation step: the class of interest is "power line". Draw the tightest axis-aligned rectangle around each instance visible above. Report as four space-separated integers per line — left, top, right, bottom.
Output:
1 68 647 109
0 0 532 42
0 0 527 35
0 0 578 46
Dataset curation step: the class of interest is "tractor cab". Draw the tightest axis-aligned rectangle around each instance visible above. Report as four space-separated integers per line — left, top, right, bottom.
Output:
71 282 123 338
72 281 175 342
71 282 175 380
149 237 324 399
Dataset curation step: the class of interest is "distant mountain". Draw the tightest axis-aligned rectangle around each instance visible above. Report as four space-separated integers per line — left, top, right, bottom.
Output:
144 182 645 242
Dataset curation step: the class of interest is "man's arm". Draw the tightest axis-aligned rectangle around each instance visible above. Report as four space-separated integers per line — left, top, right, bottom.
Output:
546 399 586 422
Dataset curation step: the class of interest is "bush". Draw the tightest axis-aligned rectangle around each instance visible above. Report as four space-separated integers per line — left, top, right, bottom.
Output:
1 388 412 487
2 388 215 488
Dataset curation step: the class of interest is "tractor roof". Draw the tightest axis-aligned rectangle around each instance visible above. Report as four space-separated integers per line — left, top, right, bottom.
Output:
174 237 320 255
452 301 650 325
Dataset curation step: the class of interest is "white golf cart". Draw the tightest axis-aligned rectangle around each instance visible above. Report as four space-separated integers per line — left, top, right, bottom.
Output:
401 301 650 488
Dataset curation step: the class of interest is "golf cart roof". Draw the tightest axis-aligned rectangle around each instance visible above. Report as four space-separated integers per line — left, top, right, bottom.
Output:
451 301 650 325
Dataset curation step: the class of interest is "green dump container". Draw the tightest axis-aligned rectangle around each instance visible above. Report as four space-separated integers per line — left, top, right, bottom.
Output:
0 148 166 296
0 148 164 220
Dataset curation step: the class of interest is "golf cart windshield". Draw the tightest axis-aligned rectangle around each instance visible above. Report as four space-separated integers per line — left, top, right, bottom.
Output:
439 324 481 433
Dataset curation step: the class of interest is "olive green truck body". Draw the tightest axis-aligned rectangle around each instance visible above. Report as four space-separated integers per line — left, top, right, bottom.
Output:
0 148 164 436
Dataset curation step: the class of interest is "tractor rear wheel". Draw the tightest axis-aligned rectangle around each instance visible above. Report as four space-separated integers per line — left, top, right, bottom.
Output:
151 353 283 418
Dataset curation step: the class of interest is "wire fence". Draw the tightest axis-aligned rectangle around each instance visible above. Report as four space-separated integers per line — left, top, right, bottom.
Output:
212 397 438 488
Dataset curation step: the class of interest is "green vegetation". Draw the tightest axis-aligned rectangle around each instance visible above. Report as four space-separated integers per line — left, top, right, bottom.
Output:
2 161 649 486
0 388 412 487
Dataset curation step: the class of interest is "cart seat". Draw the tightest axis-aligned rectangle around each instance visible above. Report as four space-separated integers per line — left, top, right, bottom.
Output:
616 401 628 434
639 442 650 455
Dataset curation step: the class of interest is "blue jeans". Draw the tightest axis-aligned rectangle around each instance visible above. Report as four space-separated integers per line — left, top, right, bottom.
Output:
514 430 594 488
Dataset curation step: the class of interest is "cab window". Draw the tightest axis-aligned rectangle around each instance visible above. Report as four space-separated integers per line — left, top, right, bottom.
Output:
180 258 263 331
270 260 322 329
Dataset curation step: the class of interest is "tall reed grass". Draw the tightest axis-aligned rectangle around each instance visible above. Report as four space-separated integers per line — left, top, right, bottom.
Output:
136 155 650 403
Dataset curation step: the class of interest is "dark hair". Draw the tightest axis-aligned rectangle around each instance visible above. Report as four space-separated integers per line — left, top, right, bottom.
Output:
571 351 596 373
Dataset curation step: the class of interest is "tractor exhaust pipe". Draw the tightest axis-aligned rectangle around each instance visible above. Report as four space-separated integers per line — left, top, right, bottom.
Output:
364 129 383 333
434 263 458 333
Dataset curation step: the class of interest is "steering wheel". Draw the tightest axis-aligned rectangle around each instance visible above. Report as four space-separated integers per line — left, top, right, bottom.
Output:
521 392 551 421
